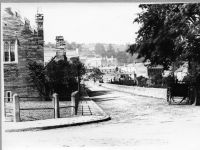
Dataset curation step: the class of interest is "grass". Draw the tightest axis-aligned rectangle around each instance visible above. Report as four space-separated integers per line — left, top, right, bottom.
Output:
18 101 72 121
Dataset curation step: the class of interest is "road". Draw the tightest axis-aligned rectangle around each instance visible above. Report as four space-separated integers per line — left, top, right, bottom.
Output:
3 83 200 150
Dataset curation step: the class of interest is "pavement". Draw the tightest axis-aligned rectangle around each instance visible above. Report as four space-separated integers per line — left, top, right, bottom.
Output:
3 86 111 132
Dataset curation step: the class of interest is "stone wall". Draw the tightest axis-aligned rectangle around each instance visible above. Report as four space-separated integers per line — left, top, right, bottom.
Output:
3 7 44 98
100 83 167 99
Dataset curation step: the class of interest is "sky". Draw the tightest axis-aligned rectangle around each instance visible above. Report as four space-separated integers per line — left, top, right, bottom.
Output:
2 3 142 45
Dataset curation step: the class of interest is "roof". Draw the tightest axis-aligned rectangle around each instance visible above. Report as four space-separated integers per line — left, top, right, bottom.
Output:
55 36 64 40
99 66 116 70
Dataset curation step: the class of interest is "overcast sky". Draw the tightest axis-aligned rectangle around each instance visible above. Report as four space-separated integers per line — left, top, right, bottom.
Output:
2 3 141 45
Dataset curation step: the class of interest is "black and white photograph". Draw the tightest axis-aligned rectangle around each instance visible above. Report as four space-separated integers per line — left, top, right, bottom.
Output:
1 1 200 150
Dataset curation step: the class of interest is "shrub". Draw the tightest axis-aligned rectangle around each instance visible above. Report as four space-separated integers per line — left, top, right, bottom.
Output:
88 68 104 81
162 75 174 87
151 74 163 86
136 76 148 87
28 58 85 101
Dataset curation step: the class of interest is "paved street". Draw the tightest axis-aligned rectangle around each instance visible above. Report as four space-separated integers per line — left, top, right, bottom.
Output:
3 83 200 150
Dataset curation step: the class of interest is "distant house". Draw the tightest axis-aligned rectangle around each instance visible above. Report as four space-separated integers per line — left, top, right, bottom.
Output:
147 65 164 79
101 56 118 67
3 7 44 100
84 56 102 68
134 63 148 78
99 66 117 74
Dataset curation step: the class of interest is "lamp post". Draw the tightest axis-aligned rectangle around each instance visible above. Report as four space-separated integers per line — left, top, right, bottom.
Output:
76 56 81 94
77 65 80 93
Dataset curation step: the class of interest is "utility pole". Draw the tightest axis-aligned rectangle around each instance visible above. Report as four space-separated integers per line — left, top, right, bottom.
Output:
77 56 81 94
77 66 80 93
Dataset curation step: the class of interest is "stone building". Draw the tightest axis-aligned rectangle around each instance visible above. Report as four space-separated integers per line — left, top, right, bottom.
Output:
3 7 44 100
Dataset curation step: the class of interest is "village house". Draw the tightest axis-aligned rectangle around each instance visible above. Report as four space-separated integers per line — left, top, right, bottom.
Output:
3 7 44 101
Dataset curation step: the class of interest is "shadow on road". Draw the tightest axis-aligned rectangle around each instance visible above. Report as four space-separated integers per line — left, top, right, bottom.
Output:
85 87 117 102
91 97 118 102
86 88 111 97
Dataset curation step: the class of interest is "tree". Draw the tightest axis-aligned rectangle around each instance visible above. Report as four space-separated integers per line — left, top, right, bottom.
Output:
116 51 128 65
127 4 200 70
88 68 104 81
45 42 56 48
127 3 200 104
95 43 106 57
106 44 116 58
28 61 51 100
65 41 72 50
28 57 86 101
65 41 82 51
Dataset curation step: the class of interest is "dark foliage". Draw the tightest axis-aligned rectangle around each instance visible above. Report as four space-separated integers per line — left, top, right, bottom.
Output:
127 3 200 70
136 76 148 87
88 68 104 81
28 58 85 101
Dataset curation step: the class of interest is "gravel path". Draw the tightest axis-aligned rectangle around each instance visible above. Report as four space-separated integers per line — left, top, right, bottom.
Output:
3 83 200 149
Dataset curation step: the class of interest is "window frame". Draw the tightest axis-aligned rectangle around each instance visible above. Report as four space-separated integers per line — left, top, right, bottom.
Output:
3 39 18 64
5 91 12 102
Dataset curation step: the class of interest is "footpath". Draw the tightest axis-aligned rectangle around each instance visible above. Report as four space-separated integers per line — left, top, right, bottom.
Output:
3 86 111 132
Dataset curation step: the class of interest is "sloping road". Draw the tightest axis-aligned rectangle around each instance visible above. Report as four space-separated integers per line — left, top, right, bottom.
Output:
3 83 200 149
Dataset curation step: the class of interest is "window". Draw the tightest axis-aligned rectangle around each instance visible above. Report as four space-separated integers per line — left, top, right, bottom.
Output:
5 91 12 102
10 41 15 61
3 40 18 63
4 42 9 62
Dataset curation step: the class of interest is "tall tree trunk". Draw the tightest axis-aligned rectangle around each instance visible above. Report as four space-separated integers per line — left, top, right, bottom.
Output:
188 60 200 106
194 86 200 106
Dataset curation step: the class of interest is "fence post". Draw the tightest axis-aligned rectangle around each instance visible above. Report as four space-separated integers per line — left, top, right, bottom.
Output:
71 93 75 115
53 93 60 118
13 94 20 122
71 91 79 115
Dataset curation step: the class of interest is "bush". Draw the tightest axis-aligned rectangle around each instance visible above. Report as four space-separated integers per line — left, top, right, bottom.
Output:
27 61 51 100
88 68 104 81
136 76 148 87
151 74 163 86
28 58 85 101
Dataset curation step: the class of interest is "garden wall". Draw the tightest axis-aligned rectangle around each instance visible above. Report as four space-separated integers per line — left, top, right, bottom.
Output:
101 83 167 99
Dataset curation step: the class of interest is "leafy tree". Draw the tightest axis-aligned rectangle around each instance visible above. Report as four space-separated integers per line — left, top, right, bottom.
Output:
28 61 51 100
65 41 82 51
45 42 56 48
127 55 135 63
28 57 86 101
70 42 77 50
65 41 72 50
70 57 86 79
88 68 104 81
106 44 116 58
116 51 128 65
95 43 106 57
127 3 200 104
127 3 200 71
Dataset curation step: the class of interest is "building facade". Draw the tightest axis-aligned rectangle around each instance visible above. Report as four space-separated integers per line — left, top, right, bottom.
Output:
101 56 118 67
147 65 164 79
3 8 44 100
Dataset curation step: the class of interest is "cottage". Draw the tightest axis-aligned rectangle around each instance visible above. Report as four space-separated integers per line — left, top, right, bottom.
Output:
3 7 44 100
